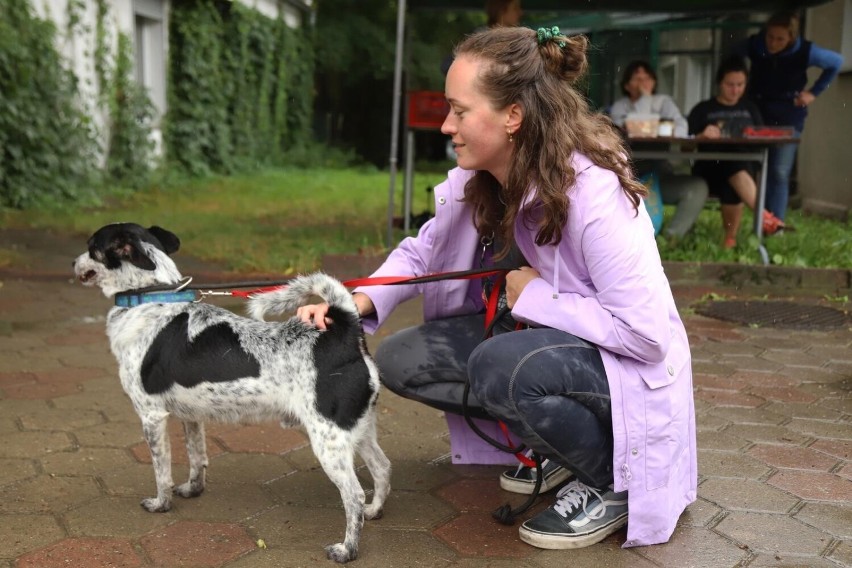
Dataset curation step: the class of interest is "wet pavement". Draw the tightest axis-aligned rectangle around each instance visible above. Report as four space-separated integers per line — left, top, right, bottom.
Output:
0 227 849 567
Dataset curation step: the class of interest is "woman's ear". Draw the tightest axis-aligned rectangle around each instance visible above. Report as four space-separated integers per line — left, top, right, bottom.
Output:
506 103 523 132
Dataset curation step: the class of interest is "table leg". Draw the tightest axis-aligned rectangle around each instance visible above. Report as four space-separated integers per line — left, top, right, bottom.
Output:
754 147 770 266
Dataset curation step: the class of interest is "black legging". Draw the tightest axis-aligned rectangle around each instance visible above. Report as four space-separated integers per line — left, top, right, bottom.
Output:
375 314 614 488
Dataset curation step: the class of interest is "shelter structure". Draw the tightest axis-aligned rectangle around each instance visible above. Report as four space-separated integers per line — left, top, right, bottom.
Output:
385 0 837 246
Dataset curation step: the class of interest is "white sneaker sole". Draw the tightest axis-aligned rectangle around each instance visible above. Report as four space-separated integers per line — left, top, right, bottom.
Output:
518 513 627 549
499 466 572 495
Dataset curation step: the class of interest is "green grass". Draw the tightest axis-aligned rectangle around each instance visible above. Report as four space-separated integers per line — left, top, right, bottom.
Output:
1 166 849 273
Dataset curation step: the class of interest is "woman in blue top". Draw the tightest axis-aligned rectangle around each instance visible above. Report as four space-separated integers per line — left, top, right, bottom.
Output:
734 10 844 222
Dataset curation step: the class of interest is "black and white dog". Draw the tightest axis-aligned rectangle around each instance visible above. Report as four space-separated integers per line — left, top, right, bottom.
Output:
73 223 390 563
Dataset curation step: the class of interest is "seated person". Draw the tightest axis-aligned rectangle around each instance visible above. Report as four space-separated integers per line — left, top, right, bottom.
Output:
608 60 707 239
687 56 787 249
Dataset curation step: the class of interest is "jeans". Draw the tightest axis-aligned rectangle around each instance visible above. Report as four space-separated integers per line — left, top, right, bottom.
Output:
658 174 709 238
765 135 800 222
375 315 614 488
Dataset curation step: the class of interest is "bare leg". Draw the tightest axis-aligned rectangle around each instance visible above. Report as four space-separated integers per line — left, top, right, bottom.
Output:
727 170 757 210
720 203 744 246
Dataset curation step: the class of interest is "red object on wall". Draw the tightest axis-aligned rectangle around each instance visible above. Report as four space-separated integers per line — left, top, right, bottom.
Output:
408 91 450 129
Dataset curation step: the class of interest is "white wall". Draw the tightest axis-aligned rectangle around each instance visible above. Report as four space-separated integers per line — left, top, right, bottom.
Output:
799 0 852 217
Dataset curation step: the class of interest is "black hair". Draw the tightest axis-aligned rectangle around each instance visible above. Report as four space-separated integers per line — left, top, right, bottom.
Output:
620 60 657 96
715 55 749 84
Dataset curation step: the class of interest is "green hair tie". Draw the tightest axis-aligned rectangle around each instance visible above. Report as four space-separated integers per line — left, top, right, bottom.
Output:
536 26 566 48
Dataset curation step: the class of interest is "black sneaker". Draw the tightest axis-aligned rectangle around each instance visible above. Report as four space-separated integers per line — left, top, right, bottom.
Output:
519 480 628 549
499 450 572 495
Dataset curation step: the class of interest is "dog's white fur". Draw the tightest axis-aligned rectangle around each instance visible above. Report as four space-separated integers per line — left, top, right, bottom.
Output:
73 223 390 563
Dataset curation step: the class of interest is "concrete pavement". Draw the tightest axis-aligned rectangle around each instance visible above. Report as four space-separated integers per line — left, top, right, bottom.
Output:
0 227 849 567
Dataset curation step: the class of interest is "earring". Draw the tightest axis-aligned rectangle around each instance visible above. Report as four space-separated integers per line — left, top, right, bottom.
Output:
507 129 514 143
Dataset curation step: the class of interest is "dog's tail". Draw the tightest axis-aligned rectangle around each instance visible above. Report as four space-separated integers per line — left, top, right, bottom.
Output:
247 272 358 322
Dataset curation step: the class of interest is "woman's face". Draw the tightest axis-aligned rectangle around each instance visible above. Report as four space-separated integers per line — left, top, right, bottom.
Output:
625 68 656 101
717 71 747 105
765 25 794 54
442 55 516 183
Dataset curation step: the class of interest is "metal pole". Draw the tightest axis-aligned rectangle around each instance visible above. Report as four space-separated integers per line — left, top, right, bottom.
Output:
386 0 407 248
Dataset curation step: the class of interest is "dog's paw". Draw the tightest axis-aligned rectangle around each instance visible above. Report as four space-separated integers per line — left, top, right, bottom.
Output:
364 504 383 520
174 481 204 498
140 497 172 513
324 543 356 563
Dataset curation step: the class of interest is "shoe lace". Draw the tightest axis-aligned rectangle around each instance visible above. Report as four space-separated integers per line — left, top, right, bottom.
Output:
552 480 606 521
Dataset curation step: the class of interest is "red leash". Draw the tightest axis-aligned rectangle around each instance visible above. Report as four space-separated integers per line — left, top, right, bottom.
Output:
227 267 509 298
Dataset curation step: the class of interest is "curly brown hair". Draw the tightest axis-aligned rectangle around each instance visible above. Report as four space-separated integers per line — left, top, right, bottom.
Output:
453 27 646 257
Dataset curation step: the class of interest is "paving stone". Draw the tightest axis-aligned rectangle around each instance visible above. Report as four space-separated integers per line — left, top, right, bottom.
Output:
532 539 658 567
0 475 101 514
172 482 275 522
828 540 852 567
694 389 765 408
378 458 458 492
697 430 751 452
433 511 535 559
0 371 38 388
0 514 65 558
715 511 831 557
794 502 852 539
786 418 852 440
707 406 787 426
722 423 811 446
698 449 772 479
748 444 841 471
39 447 134 476
0 458 37 488
0 415 18 434
767 470 852 501
729 371 800 388
15 537 142 568
214 424 308 454
634 525 747 567
696 412 731 431
74 420 145 448
680 497 723 527
18 408 104 431
140 521 255 567
0 381 82 400
207 452 295 485
747 386 818 404
810 438 852 460
763 401 844 421
759 350 829 368
435 478 509 512
372 432 452 462
746 553 839 567
0 430 72 458
98 461 186 497
65 496 175 537
698 478 799 513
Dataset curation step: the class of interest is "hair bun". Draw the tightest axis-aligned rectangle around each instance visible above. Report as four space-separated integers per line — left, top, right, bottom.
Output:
540 33 588 83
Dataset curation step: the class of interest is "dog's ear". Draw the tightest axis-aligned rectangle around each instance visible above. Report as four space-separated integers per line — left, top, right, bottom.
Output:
108 233 157 271
147 226 180 255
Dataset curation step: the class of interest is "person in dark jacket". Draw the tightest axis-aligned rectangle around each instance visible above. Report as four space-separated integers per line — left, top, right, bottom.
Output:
734 10 843 222
688 57 782 249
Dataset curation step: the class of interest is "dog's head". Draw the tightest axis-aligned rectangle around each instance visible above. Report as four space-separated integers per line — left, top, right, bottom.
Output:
73 223 183 297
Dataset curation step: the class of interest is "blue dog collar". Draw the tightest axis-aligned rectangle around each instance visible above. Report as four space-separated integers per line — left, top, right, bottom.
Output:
115 290 197 307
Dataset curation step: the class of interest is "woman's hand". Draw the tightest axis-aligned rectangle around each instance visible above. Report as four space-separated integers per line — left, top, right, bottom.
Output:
505 266 540 308
296 292 374 331
698 124 722 139
794 90 815 107
297 303 332 330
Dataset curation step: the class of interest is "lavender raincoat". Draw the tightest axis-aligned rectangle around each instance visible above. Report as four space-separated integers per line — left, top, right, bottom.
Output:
357 153 697 546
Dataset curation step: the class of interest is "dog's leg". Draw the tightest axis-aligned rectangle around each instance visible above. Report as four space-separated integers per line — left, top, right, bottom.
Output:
175 421 207 498
309 428 364 563
356 416 391 520
140 411 174 512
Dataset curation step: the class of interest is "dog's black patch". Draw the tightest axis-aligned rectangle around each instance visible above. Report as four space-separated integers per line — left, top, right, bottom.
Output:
313 306 373 430
141 313 260 394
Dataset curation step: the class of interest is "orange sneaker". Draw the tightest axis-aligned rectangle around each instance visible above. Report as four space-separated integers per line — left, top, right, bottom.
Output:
762 211 786 236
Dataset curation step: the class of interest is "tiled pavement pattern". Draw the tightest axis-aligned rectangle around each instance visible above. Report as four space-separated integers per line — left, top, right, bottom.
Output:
0 228 850 567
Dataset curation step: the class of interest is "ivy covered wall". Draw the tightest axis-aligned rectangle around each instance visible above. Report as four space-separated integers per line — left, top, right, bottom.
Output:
0 0 315 208
165 0 315 175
